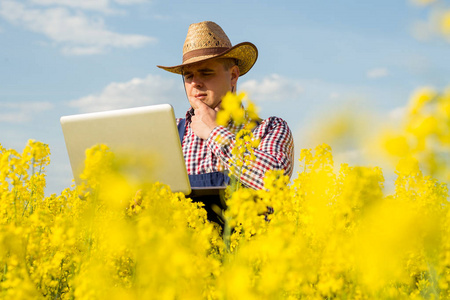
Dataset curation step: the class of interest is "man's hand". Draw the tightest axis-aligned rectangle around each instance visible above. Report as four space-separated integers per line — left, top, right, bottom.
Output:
190 97 220 140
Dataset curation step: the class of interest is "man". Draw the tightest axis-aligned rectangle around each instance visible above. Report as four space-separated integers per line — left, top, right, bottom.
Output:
157 21 294 222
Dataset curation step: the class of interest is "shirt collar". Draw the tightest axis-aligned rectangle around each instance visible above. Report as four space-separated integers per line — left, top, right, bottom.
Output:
185 107 195 122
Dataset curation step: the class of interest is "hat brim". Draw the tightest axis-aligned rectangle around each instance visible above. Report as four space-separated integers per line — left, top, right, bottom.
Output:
157 42 258 77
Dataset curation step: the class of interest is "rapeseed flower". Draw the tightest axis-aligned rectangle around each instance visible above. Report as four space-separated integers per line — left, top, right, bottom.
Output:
1 84 450 299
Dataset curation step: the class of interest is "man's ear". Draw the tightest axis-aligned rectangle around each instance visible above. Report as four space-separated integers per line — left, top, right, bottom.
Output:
230 65 240 86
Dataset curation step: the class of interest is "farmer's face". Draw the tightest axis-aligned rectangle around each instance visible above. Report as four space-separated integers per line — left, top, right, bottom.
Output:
183 59 239 110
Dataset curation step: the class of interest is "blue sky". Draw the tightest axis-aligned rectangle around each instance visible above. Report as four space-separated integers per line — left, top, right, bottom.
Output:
1 0 450 194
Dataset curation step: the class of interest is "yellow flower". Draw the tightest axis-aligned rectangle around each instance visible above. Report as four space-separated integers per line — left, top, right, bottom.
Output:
2 82 450 299
408 86 437 115
396 156 420 175
217 92 260 128
382 132 410 157
411 0 436 6
441 10 450 36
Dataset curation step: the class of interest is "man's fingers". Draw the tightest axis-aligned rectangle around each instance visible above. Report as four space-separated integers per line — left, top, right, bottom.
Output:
214 100 222 111
190 96 208 110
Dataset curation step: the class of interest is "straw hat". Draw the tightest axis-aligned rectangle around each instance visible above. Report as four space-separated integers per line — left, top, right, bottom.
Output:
157 21 258 76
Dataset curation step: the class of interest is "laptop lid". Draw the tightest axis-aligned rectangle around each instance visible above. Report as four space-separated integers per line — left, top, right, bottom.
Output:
60 104 191 195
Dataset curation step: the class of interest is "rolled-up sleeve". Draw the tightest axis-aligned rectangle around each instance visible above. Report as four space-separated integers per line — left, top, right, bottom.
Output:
206 117 294 190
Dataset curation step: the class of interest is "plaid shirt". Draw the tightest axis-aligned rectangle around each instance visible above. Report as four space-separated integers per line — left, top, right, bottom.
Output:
177 108 294 190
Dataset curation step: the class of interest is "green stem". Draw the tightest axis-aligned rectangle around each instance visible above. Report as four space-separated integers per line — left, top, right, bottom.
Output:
223 216 232 253
2 263 7 282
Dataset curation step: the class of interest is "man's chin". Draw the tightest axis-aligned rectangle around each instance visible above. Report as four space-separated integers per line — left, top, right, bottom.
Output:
189 99 210 109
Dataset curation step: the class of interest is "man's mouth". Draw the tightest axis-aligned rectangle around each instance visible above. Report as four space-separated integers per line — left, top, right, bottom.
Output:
195 93 207 100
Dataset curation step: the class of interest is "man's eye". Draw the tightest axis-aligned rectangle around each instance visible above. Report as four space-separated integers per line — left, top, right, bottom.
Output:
184 74 193 80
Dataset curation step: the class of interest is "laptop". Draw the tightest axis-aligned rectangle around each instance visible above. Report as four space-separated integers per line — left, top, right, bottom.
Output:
60 104 192 195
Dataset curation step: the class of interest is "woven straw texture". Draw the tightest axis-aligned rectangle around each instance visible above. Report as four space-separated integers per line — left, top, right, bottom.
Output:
183 22 232 54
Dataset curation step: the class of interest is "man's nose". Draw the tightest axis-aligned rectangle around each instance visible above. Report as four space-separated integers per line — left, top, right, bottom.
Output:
191 75 203 88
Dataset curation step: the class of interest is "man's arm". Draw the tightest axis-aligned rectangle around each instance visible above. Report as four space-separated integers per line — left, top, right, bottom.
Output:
189 96 294 189
206 117 294 190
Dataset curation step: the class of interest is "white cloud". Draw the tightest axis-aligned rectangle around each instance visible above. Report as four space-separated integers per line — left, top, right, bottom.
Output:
334 149 366 166
114 0 150 4
69 74 184 113
62 45 105 55
387 106 408 127
366 67 389 79
0 101 53 123
239 74 304 102
30 0 113 13
29 0 150 13
329 92 340 99
0 0 155 54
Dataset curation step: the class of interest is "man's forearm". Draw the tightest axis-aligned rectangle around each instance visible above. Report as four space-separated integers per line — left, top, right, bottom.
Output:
206 118 294 190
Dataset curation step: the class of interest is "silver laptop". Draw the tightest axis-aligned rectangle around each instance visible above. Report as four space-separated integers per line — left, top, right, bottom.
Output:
60 104 191 195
